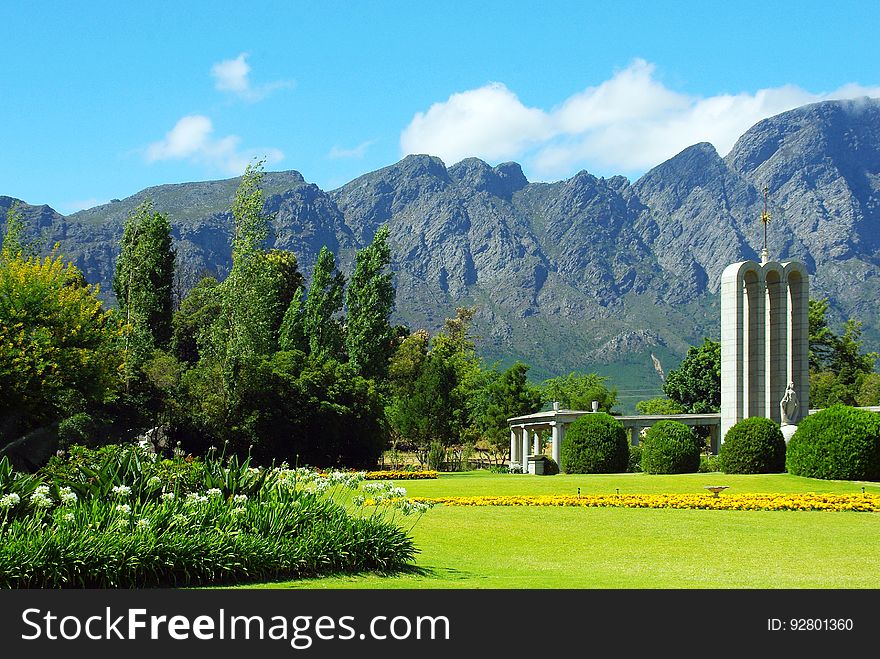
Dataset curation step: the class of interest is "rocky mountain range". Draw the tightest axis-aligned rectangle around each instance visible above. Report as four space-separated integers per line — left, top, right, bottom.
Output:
3 97 880 409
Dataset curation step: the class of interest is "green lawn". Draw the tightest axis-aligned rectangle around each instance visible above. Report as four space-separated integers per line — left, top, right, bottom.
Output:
253 471 880 589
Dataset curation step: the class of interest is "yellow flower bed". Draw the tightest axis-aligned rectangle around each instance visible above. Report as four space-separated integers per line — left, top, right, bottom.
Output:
364 470 438 480
412 493 880 512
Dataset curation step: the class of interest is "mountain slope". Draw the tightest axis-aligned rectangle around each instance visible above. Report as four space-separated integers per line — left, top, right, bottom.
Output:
3 98 880 408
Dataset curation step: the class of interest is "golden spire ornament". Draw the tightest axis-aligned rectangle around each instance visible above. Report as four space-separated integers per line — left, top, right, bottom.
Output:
760 184 771 264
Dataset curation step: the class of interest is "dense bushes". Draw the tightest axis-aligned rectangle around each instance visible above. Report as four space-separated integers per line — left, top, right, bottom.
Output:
0 443 424 587
560 413 628 474
786 405 880 481
640 421 701 474
720 417 786 474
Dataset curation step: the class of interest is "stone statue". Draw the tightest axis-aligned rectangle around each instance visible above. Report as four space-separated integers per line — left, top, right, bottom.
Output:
780 382 799 426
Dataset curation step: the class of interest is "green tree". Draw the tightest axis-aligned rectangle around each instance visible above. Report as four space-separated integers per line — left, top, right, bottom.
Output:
345 225 395 381
264 249 304 341
541 372 617 412
170 276 223 363
635 397 686 415
809 298 837 372
808 299 878 408
663 338 721 413
479 362 543 462
303 246 345 359
278 286 307 352
0 252 124 439
112 200 176 373
220 160 278 361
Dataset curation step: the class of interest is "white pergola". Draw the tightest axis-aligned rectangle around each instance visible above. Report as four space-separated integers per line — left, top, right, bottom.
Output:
507 408 721 473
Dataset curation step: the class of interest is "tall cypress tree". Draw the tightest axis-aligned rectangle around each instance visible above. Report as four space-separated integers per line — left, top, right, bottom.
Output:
112 200 175 377
345 225 395 381
303 246 345 359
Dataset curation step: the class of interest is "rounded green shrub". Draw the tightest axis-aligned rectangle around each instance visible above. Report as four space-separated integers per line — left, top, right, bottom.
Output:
786 405 880 481
560 413 628 474
640 420 701 474
720 417 786 474
539 455 560 475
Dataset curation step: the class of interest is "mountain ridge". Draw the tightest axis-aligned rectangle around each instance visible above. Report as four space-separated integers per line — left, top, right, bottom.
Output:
3 98 880 407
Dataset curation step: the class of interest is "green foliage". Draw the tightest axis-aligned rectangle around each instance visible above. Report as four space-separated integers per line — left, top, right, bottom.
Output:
857 373 880 407
220 160 279 361
170 276 222 363
809 298 837 372
639 420 700 474
345 225 396 380
479 362 543 457
560 413 629 474
699 454 721 473
264 249 304 340
303 246 346 359
57 413 98 450
720 417 786 474
663 338 720 413
2 450 418 587
808 298 878 408
112 200 176 359
627 444 643 473
538 455 560 475
786 405 880 481
635 397 685 415
0 252 124 437
278 285 307 352
541 372 617 412
0 202 32 260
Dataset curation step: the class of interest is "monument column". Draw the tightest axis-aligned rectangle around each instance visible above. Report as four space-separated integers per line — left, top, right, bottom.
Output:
521 426 530 473
551 422 560 465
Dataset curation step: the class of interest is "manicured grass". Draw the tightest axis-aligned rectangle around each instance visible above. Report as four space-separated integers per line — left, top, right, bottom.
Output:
397 470 880 498
253 471 880 589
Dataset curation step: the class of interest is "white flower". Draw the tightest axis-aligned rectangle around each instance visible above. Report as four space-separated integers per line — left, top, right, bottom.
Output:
185 493 208 506
115 504 132 514
231 507 246 516
391 487 407 498
30 490 53 508
136 518 150 529
147 476 162 488
0 493 21 508
233 494 248 504
352 495 365 506
160 492 175 502
63 512 75 522
59 487 77 505
112 485 132 497
207 488 222 498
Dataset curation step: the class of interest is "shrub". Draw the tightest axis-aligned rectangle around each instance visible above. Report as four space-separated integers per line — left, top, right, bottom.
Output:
560 413 628 474
720 417 786 474
640 421 701 474
57 413 99 450
627 444 643 473
538 455 560 475
786 405 880 481
699 454 721 473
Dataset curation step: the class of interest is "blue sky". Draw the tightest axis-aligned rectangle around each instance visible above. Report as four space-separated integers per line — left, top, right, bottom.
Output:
4 0 879 214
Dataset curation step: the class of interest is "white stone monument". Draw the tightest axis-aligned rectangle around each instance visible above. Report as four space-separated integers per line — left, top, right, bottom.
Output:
720 192 809 440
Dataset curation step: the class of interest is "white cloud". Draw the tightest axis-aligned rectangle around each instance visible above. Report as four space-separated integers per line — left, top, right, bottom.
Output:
145 114 283 175
400 83 552 164
327 139 377 160
210 53 292 102
400 59 880 178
